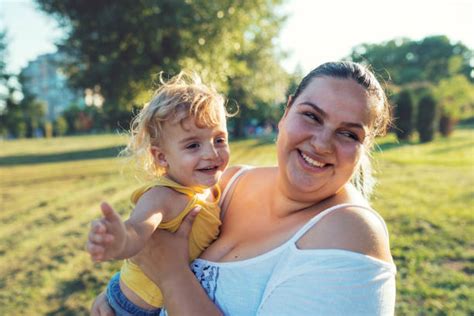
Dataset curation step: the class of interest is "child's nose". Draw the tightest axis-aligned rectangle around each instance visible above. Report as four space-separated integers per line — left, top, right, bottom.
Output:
204 144 219 159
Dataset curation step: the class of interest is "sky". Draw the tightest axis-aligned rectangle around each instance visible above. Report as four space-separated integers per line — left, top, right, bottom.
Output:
0 0 473 75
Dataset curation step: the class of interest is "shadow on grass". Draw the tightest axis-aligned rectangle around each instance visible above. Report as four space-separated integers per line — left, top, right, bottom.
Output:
0 146 125 166
45 269 105 316
45 276 90 316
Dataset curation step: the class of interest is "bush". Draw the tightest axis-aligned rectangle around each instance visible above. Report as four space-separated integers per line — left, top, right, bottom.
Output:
416 94 438 143
44 121 53 138
439 114 458 137
394 90 415 141
54 116 68 136
16 122 27 138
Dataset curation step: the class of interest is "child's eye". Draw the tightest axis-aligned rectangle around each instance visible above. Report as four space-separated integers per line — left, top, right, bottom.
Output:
215 137 227 144
186 143 200 149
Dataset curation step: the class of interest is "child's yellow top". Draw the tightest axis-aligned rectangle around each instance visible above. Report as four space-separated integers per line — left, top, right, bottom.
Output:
120 176 222 307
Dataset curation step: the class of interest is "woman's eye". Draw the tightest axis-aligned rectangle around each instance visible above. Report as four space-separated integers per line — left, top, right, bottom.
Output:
340 131 359 141
186 143 200 149
303 112 321 123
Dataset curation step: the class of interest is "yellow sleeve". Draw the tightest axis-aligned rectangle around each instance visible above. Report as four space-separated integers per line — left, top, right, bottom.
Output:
130 183 156 205
158 197 197 232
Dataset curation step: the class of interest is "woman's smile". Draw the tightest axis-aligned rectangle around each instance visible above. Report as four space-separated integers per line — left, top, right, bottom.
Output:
297 149 331 172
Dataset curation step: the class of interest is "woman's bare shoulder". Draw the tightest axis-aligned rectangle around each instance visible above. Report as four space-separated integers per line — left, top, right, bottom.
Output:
297 204 393 263
220 165 274 190
219 166 246 189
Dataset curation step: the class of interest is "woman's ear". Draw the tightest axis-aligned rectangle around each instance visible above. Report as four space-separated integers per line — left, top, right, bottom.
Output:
150 146 168 168
278 95 293 129
282 95 293 118
287 95 293 108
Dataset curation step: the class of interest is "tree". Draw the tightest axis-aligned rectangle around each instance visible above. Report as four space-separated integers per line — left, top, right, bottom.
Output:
0 30 9 136
394 89 415 141
348 35 473 85
16 73 47 137
36 0 288 131
434 75 474 136
223 13 289 137
54 116 68 136
0 30 8 87
0 29 24 138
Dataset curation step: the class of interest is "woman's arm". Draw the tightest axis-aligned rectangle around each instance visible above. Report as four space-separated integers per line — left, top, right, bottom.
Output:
296 205 393 263
133 208 222 316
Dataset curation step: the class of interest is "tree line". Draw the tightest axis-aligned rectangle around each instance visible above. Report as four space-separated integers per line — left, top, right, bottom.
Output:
349 35 474 142
1 1 473 142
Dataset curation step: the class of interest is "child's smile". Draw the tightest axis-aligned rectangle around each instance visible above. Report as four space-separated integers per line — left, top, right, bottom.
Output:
153 114 230 189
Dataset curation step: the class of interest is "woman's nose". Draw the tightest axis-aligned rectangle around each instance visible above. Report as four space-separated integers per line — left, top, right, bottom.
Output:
310 130 334 154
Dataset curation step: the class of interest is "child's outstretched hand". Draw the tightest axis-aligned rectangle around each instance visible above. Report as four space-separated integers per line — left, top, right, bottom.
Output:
87 202 127 262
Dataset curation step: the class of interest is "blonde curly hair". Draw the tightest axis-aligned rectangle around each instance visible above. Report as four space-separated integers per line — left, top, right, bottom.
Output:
122 71 227 178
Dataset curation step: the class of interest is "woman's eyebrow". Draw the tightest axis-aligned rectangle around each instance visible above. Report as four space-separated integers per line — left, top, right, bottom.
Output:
300 101 366 131
299 101 327 118
341 122 365 131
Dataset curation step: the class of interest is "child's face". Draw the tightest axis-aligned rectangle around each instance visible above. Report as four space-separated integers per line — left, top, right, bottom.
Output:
154 114 230 189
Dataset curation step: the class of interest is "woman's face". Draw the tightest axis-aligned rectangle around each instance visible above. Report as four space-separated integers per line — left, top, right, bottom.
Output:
277 76 373 199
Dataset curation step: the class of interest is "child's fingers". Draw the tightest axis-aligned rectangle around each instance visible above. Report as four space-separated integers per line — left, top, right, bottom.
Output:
88 229 114 244
87 242 104 257
100 201 121 223
89 232 105 244
91 219 106 234
91 253 104 263
103 234 115 243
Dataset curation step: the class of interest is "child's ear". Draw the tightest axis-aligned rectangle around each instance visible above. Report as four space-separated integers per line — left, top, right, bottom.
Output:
150 146 168 168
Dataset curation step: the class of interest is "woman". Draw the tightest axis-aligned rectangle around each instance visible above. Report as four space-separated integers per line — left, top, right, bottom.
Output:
91 61 396 315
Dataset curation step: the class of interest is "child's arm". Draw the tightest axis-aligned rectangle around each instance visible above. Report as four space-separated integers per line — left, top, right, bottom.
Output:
88 187 181 262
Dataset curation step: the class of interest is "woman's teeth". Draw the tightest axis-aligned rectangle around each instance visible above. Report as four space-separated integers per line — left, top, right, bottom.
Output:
300 152 325 168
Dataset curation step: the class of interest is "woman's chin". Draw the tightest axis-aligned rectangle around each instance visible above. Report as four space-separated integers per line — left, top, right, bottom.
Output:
284 175 322 196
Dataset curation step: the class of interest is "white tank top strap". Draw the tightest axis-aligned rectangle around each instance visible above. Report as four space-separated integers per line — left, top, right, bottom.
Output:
219 166 253 217
219 165 253 206
289 203 390 243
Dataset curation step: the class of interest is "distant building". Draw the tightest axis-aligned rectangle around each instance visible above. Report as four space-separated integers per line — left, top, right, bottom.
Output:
21 52 85 121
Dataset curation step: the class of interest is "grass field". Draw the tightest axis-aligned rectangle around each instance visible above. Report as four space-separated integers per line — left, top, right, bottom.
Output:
1 128 473 315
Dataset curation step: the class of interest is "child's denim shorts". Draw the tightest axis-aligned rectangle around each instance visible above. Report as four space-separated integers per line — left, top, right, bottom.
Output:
106 272 163 316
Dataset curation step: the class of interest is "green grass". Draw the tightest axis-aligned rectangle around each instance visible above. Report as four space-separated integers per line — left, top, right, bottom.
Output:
1 129 473 315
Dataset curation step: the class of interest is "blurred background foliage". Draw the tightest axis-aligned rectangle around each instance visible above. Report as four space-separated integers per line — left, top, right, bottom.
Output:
0 1 473 142
34 0 290 136
1 1 473 315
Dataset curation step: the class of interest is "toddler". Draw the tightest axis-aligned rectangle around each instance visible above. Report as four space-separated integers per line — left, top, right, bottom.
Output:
87 72 230 315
